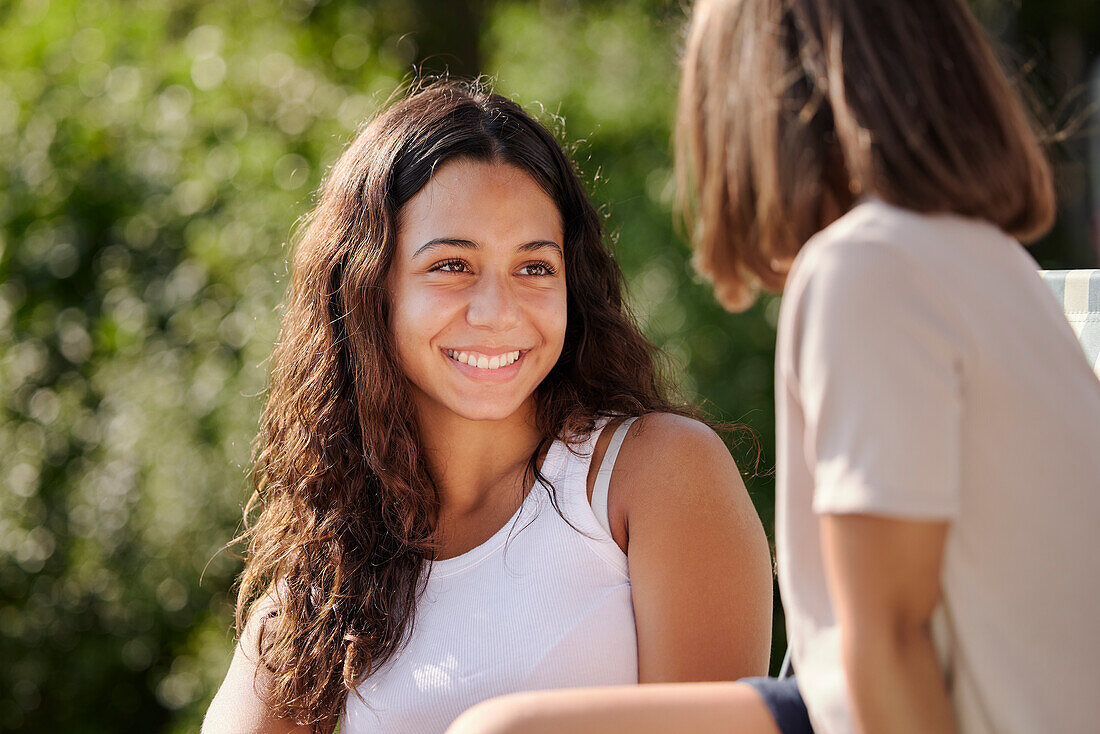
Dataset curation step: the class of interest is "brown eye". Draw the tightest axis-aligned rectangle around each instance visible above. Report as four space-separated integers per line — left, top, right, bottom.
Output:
519 261 556 276
431 259 470 273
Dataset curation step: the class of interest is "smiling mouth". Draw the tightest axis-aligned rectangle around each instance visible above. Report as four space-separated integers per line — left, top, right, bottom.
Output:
444 348 522 371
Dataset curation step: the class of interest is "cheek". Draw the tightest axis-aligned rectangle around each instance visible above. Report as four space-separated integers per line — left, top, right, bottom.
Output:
535 286 569 350
388 283 452 359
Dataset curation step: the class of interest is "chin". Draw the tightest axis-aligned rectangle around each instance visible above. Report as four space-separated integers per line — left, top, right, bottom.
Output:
451 400 527 423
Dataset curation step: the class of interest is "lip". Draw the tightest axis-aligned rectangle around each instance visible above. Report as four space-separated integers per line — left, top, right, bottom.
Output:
444 346 527 357
442 347 527 382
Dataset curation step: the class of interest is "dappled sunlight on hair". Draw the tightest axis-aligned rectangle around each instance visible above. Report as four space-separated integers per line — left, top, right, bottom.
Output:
676 0 1055 312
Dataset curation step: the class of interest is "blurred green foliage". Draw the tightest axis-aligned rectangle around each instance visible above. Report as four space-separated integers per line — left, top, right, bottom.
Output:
0 1 412 730
0 0 1093 731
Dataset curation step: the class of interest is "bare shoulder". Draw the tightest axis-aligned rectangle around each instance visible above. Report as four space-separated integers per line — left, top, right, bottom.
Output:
202 592 312 734
618 413 743 495
611 413 773 679
603 412 752 529
626 412 732 459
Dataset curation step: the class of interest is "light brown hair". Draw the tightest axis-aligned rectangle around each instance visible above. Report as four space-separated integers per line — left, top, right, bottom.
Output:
234 80 685 730
677 0 1056 310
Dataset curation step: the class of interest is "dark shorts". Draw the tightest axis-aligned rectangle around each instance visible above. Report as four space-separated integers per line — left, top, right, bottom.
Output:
741 676 814 734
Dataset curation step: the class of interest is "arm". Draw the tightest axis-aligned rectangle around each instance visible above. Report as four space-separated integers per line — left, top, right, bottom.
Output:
783 240 965 728
607 413 774 683
820 514 957 734
202 606 317 734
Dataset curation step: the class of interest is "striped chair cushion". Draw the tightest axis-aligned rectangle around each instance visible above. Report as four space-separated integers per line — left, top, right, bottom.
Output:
1040 270 1100 378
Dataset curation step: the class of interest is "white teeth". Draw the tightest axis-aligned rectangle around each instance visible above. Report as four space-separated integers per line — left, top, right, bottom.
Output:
446 349 523 369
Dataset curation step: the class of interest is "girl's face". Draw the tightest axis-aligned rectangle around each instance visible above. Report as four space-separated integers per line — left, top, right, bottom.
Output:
388 158 568 424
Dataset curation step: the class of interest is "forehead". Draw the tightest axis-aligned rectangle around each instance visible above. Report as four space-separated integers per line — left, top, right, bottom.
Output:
396 159 564 254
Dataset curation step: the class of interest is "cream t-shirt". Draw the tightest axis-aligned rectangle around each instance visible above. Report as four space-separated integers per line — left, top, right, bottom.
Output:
775 199 1100 734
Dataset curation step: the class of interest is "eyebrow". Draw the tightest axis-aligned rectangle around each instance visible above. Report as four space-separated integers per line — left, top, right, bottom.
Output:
412 238 563 258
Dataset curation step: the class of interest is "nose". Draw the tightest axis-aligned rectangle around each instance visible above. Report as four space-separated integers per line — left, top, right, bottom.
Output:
466 272 522 332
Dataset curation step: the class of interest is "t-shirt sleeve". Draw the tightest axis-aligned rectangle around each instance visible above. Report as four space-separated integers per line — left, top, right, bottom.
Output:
788 238 964 519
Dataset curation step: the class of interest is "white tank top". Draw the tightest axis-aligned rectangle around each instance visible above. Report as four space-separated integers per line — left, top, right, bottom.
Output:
341 419 638 733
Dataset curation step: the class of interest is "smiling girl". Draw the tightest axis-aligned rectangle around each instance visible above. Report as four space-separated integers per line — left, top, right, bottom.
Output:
201 81 773 734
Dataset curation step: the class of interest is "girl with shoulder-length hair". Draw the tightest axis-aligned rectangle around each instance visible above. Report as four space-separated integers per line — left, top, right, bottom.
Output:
446 2 1100 734
201 79 774 734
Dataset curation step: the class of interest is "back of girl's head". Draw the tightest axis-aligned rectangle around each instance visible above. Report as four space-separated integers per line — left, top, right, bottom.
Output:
237 79 676 729
677 0 1056 310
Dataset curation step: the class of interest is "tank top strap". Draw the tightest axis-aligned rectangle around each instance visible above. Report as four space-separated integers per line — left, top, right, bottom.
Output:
590 417 637 537
548 417 629 573
555 415 613 486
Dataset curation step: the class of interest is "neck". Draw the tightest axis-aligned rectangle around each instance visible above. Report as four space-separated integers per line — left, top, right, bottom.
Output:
414 396 544 518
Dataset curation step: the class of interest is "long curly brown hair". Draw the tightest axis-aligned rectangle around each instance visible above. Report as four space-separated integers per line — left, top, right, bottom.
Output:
235 79 686 729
